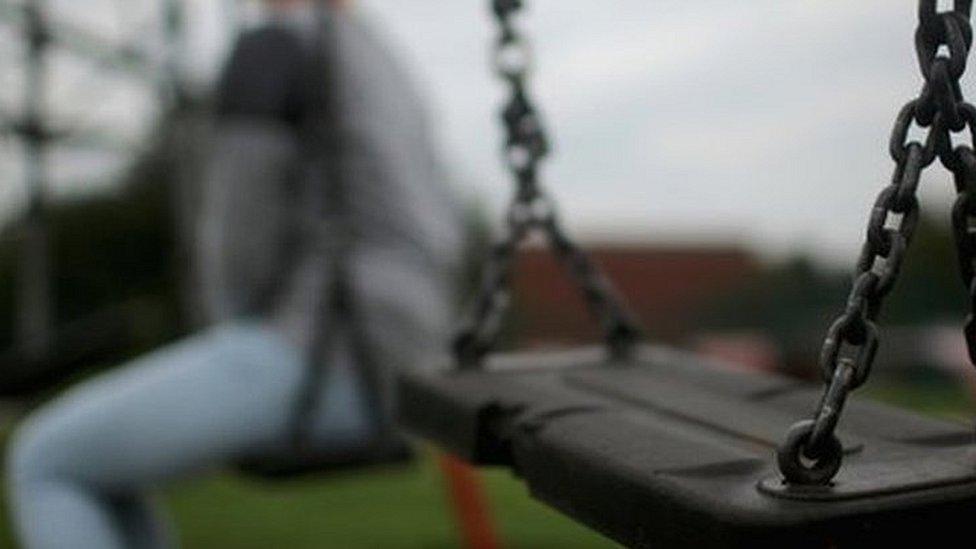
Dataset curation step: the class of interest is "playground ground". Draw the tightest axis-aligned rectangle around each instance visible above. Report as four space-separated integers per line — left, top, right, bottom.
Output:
0 440 616 549
0 379 970 548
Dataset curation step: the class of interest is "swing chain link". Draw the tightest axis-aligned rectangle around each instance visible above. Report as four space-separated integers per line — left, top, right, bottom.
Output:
778 0 976 485
453 0 642 369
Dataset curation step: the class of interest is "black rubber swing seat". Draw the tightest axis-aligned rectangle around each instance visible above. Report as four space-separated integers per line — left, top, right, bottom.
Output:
399 345 976 548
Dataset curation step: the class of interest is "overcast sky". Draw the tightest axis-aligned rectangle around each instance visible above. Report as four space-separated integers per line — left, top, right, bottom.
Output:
352 0 958 265
1 0 969 266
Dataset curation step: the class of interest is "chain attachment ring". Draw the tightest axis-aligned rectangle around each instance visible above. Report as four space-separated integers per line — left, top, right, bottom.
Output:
777 420 844 486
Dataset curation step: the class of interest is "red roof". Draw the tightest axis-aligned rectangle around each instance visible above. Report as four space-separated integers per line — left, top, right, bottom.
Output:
510 245 760 346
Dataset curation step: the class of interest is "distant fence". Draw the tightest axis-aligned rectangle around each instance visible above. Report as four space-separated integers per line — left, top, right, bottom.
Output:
0 0 187 394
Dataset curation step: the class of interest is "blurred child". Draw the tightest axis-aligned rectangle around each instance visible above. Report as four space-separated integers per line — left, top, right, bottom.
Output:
6 1 463 547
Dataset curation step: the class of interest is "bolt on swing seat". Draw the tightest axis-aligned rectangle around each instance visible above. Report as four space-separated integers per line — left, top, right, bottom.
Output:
399 1 976 547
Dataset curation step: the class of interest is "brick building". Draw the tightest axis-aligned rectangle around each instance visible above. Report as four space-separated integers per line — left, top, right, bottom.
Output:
510 243 761 349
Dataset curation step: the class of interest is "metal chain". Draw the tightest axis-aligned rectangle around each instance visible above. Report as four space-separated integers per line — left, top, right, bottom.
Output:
778 0 976 486
453 0 641 369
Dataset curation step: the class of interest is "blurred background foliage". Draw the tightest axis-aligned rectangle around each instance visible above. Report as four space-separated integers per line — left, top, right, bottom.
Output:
0 106 193 397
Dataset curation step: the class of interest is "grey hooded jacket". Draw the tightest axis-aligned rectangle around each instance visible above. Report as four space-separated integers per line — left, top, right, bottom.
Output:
197 9 464 427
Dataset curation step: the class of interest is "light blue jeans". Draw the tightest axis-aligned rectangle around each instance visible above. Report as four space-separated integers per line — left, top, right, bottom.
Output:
5 322 371 549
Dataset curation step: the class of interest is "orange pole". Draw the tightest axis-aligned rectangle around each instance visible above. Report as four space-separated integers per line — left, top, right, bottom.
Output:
438 453 502 549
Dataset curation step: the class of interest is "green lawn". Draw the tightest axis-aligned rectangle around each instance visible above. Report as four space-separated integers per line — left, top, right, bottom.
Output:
0 447 617 549
0 377 971 549
862 377 976 421
164 457 618 549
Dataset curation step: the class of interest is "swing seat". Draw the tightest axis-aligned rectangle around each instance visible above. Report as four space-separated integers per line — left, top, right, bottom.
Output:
399 345 976 548
236 435 414 480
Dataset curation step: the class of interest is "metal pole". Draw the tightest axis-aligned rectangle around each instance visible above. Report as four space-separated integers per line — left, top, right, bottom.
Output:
438 454 503 549
16 0 52 360
161 0 184 104
160 0 203 327
223 0 241 36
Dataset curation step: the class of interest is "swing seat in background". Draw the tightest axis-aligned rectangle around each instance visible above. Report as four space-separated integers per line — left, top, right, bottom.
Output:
236 432 414 479
399 346 976 548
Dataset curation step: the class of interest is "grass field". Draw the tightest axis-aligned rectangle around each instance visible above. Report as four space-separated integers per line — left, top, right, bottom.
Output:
163 457 619 549
0 377 971 548
0 446 618 549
